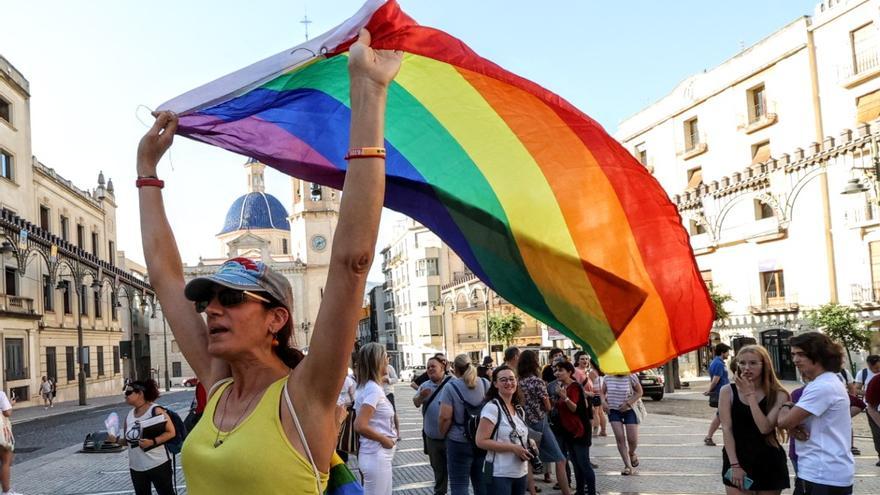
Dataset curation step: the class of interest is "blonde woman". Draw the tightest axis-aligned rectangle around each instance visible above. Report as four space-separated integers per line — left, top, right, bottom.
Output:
354 343 398 494
719 345 789 494
439 354 491 495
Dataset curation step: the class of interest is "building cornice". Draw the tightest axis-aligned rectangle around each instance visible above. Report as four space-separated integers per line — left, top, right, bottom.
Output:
0 54 30 97
33 158 105 214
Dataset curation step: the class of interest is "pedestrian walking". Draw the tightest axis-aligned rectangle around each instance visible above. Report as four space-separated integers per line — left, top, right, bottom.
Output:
718 345 790 494
0 389 20 495
414 357 452 495
517 350 570 495
438 354 491 495
864 368 880 467
354 343 398 495
40 376 53 409
554 361 596 495
476 365 531 495
602 372 643 475
704 343 731 446
108 380 177 495
136 29 401 494
779 332 855 494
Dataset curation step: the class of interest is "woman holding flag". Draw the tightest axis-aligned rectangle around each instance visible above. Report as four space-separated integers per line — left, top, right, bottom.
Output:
136 29 401 494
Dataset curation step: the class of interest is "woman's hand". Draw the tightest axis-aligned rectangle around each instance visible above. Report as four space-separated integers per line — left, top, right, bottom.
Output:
509 443 532 461
619 401 632 412
380 436 396 449
138 438 155 450
734 373 756 400
137 111 178 177
729 465 747 489
348 29 403 91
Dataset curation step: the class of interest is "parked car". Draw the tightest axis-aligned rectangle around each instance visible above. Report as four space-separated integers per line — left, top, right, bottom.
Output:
400 365 426 382
182 377 199 387
637 369 664 401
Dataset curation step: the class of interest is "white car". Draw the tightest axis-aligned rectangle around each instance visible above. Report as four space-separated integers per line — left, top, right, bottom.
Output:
400 365 426 382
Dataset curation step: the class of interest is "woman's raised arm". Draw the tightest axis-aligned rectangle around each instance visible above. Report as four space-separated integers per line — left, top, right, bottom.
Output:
138 112 225 390
294 29 402 406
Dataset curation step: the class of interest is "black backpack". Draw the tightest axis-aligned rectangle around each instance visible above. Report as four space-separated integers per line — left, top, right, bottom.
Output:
450 379 487 448
153 405 187 455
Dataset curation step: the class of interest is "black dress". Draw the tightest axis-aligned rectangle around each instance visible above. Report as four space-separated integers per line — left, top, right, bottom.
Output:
721 384 790 490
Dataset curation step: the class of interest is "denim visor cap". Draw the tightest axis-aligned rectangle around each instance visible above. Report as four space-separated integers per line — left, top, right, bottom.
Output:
184 257 293 311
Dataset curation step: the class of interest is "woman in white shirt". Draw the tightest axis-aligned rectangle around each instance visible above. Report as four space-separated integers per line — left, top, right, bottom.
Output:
109 379 177 495
354 343 398 494
0 390 19 495
476 365 532 494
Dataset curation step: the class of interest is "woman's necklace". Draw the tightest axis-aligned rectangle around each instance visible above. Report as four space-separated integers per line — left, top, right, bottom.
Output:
213 386 262 448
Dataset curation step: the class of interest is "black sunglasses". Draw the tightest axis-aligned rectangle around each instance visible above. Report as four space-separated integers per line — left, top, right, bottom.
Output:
194 289 271 313
124 388 138 396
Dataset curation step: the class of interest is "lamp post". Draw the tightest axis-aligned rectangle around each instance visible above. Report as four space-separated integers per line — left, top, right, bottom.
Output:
154 303 171 392
57 275 87 406
482 286 492 359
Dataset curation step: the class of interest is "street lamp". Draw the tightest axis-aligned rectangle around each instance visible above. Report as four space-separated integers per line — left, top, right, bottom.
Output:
431 301 450 356
0 241 13 256
843 137 880 196
481 286 492 359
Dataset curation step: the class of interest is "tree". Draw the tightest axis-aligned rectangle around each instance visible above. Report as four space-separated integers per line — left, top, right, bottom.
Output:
488 314 525 348
804 303 870 376
709 286 733 322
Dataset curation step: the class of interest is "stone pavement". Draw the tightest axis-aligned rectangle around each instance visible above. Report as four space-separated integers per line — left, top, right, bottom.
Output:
9 383 880 494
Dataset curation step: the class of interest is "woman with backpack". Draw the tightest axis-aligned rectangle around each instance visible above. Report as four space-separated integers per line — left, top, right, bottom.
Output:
439 354 491 495
554 361 596 495
109 379 177 495
476 365 531 494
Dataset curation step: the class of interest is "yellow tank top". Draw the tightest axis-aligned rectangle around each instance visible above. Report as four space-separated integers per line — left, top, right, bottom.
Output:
182 376 329 494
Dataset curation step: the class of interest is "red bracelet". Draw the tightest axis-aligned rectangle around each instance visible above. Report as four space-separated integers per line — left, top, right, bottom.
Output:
136 177 165 189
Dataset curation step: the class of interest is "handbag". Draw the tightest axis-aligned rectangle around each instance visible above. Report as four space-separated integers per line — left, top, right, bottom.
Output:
708 391 719 408
336 406 358 454
628 375 647 423
0 415 14 451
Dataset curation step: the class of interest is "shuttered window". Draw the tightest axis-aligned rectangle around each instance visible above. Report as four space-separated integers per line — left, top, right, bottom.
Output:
857 89 880 124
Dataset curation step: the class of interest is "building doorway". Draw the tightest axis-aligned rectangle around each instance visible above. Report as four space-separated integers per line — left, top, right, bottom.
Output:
761 329 796 381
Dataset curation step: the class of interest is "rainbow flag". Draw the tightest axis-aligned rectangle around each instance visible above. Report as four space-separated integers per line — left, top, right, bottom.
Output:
159 0 713 373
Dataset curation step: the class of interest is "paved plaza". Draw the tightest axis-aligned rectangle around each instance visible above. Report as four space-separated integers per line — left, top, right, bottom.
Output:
7 383 880 494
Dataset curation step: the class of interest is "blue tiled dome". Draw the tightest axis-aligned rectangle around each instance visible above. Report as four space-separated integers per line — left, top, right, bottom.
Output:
220 192 290 234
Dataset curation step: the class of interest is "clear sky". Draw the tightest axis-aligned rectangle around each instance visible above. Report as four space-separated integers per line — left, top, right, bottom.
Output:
2 0 818 281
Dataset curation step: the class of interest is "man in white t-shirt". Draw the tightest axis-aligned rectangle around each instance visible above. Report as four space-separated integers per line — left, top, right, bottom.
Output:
779 332 854 495
854 355 880 397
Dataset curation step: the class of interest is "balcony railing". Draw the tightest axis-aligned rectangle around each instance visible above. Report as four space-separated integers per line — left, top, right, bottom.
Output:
0 295 35 315
383 301 394 311
844 201 879 227
457 333 483 344
384 321 396 330
4 367 28 382
748 294 799 314
852 283 880 305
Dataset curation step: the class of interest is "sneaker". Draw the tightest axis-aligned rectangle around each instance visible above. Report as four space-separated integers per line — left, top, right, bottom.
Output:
852 447 861 456
703 437 716 446
875 460 880 467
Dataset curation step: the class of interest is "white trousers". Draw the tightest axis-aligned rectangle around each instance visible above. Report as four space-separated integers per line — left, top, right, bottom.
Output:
359 446 396 495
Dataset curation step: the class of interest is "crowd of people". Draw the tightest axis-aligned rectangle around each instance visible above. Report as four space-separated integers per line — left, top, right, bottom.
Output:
337 346 643 495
